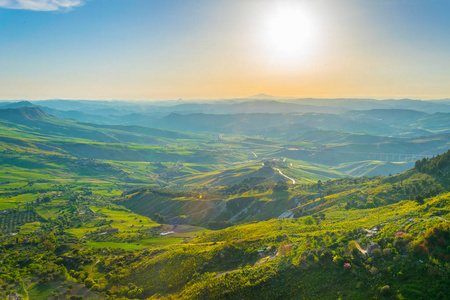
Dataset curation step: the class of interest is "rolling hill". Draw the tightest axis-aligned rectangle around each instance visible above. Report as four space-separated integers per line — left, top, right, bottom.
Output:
0 100 449 299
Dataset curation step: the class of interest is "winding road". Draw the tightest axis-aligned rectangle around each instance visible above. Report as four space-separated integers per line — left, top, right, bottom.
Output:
275 168 296 184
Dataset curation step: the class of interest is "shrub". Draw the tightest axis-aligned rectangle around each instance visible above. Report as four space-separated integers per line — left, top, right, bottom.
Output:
306 253 315 262
127 287 143 298
91 284 100 291
394 236 412 253
304 216 315 226
365 202 376 209
333 255 344 265
423 223 450 259
84 278 95 289
370 266 379 275
412 241 429 256
371 248 382 258
348 240 358 251
380 285 391 296
319 251 332 263
277 241 293 256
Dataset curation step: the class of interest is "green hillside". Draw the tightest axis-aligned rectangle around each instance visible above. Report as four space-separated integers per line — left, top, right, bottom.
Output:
13 150 443 299
105 151 450 299
0 106 449 299
1 147 449 299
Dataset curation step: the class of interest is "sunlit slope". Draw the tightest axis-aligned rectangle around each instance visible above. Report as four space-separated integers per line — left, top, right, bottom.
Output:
171 159 345 187
116 160 346 225
1 141 448 299
106 151 450 298
115 168 450 299
118 150 450 226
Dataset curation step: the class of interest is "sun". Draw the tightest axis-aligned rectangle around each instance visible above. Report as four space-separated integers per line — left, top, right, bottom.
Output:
261 3 319 66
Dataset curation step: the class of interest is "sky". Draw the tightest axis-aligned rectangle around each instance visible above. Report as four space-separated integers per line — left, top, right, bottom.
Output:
0 0 449 100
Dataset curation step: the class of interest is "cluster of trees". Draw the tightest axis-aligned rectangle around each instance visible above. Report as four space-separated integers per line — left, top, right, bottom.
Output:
152 213 165 224
273 180 289 192
404 179 445 205
207 220 234 230
220 177 274 196
415 150 450 176
177 221 450 299
421 223 450 261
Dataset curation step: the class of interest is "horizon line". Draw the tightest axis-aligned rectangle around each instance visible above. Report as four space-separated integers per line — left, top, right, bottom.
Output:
1 95 449 102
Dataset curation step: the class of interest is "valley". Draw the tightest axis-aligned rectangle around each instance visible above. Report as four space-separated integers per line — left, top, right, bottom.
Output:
0 98 449 299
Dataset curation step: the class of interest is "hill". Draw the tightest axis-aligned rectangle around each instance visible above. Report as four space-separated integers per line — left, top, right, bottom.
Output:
1 104 444 179
0 106 445 184
0 107 199 144
0 135 449 299
111 150 450 299
117 150 450 226
0 101 36 109
0 106 49 122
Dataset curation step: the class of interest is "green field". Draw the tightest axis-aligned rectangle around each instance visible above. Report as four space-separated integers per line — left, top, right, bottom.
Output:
86 241 149 251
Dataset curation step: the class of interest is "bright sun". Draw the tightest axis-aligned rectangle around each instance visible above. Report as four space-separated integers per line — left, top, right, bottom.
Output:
261 3 318 66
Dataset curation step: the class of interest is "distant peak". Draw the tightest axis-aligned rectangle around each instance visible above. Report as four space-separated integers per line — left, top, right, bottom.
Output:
249 94 276 99
0 106 49 122
248 94 298 100
16 100 34 105
1 101 35 109
253 93 273 97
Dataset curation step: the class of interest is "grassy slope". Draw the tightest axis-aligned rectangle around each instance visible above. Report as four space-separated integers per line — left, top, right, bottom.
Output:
1 151 449 299
115 191 449 299
111 152 450 298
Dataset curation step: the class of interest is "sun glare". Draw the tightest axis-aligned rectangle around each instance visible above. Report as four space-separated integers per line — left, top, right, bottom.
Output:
261 3 319 66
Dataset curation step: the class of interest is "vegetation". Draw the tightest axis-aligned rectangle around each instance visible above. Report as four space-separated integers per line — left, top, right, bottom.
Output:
0 104 449 299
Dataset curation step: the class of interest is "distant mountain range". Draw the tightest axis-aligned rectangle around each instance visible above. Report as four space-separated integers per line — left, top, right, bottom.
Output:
1 98 448 137
2 96 450 115
0 98 448 177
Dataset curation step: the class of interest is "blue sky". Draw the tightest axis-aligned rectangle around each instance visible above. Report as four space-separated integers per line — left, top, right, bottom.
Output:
1 0 449 100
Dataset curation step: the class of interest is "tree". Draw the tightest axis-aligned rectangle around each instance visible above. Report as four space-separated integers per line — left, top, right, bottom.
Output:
153 213 166 224
273 181 288 192
304 216 315 226
415 195 425 205
43 240 55 252
380 285 391 296
42 196 51 203
84 278 95 289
